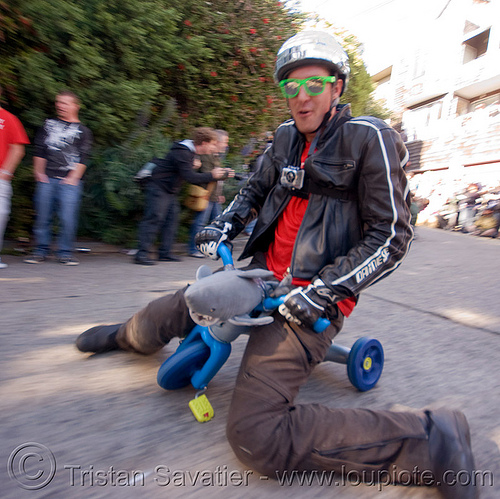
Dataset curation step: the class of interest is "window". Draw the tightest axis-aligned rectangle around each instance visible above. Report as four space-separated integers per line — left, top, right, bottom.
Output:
470 93 500 112
404 99 444 141
463 29 490 63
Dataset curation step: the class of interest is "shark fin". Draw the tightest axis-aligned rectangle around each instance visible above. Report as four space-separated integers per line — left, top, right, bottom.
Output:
235 269 275 280
229 314 275 326
195 265 213 280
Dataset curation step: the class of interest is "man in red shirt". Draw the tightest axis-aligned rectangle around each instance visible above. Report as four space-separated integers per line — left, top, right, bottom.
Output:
0 84 30 269
77 32 476 499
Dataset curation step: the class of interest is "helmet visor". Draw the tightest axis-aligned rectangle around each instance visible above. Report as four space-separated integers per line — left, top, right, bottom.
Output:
279 76 337 98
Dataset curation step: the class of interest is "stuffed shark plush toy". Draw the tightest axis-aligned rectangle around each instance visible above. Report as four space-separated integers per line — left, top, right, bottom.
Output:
184 265 277 328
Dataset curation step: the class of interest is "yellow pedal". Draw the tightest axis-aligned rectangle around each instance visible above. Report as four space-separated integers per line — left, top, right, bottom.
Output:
189 393 214 422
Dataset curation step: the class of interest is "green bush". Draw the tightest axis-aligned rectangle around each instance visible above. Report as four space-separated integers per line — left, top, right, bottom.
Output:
1 1 389 246
80 127 173 245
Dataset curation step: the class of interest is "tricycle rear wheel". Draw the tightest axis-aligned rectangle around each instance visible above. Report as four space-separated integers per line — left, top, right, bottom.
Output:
347 337 384 391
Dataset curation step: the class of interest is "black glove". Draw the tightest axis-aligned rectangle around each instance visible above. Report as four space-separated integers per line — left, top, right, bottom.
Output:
278 279 337 329
195 220 233 260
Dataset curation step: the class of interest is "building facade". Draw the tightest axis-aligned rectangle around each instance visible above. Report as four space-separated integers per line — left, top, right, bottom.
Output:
372 0 500 193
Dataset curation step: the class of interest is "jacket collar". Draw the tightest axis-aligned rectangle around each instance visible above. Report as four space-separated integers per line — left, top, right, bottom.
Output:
289 104 352 164
317 104 352 146
178 139 196 152
291 103 352 145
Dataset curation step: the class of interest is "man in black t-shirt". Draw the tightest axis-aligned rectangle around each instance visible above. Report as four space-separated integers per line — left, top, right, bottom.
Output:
25 91 93 266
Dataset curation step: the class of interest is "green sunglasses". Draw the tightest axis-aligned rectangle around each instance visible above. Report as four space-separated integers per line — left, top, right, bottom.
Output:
279 76 337 98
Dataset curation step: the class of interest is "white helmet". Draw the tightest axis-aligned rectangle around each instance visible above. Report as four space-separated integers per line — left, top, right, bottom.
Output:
274 31 350 95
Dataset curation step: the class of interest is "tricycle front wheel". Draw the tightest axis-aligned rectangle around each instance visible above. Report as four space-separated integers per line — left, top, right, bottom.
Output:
157 340 210 390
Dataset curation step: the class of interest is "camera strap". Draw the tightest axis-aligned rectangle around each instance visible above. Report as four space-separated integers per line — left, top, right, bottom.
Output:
291 180 357 201
301 180 357 201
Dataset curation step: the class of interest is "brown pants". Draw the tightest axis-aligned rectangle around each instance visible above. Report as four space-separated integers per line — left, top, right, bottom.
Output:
116 286 433 484
116 287 194 354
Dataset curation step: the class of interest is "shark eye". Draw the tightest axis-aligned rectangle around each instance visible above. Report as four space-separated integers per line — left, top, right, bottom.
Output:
210 308 216 313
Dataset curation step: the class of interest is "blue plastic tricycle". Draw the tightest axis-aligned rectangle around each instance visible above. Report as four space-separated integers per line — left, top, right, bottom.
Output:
157 243 384 393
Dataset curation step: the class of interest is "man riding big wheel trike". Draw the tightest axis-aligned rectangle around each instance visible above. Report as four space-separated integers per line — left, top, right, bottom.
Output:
157 242 385 399
76 30 478 499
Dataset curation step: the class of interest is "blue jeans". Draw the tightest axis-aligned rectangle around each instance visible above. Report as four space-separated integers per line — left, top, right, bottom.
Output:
0 179 13 252
188 201 222 254
137 182 179 259
33 178 82 258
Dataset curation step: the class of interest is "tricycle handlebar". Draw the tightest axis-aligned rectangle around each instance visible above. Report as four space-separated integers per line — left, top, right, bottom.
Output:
262 296 330 333
217 243 330 333
217 242 234 267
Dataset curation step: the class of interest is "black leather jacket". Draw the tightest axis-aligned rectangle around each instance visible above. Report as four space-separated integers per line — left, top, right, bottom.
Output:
220 105 413 302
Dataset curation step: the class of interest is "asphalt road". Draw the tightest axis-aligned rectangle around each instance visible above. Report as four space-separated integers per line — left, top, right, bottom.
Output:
1 227 499 499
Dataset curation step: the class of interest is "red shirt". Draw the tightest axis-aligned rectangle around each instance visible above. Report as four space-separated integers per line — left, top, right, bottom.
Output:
265 143 356 317
0 108 30 166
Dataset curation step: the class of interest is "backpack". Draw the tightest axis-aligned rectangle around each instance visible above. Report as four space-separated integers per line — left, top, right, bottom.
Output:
134 161 156 187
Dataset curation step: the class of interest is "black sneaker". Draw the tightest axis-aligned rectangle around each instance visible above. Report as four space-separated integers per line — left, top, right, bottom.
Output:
158 255 182 262
59 256 80 266
134 254 156 265
76 324 122 353
427 408 478 499
24 254 46 264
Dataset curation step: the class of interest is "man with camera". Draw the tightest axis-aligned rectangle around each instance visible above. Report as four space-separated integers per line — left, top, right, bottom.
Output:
77 31 477 498
134 127 228 265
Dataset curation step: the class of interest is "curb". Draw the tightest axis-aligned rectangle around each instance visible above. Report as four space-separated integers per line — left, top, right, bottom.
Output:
4 234 251 257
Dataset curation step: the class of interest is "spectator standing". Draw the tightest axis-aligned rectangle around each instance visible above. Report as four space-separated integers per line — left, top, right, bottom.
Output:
458 183 481 232
187 129 233 258
134 127 227 265
472 205 499 238
0 84 30 269
24 90 92 266
242 132 273 236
